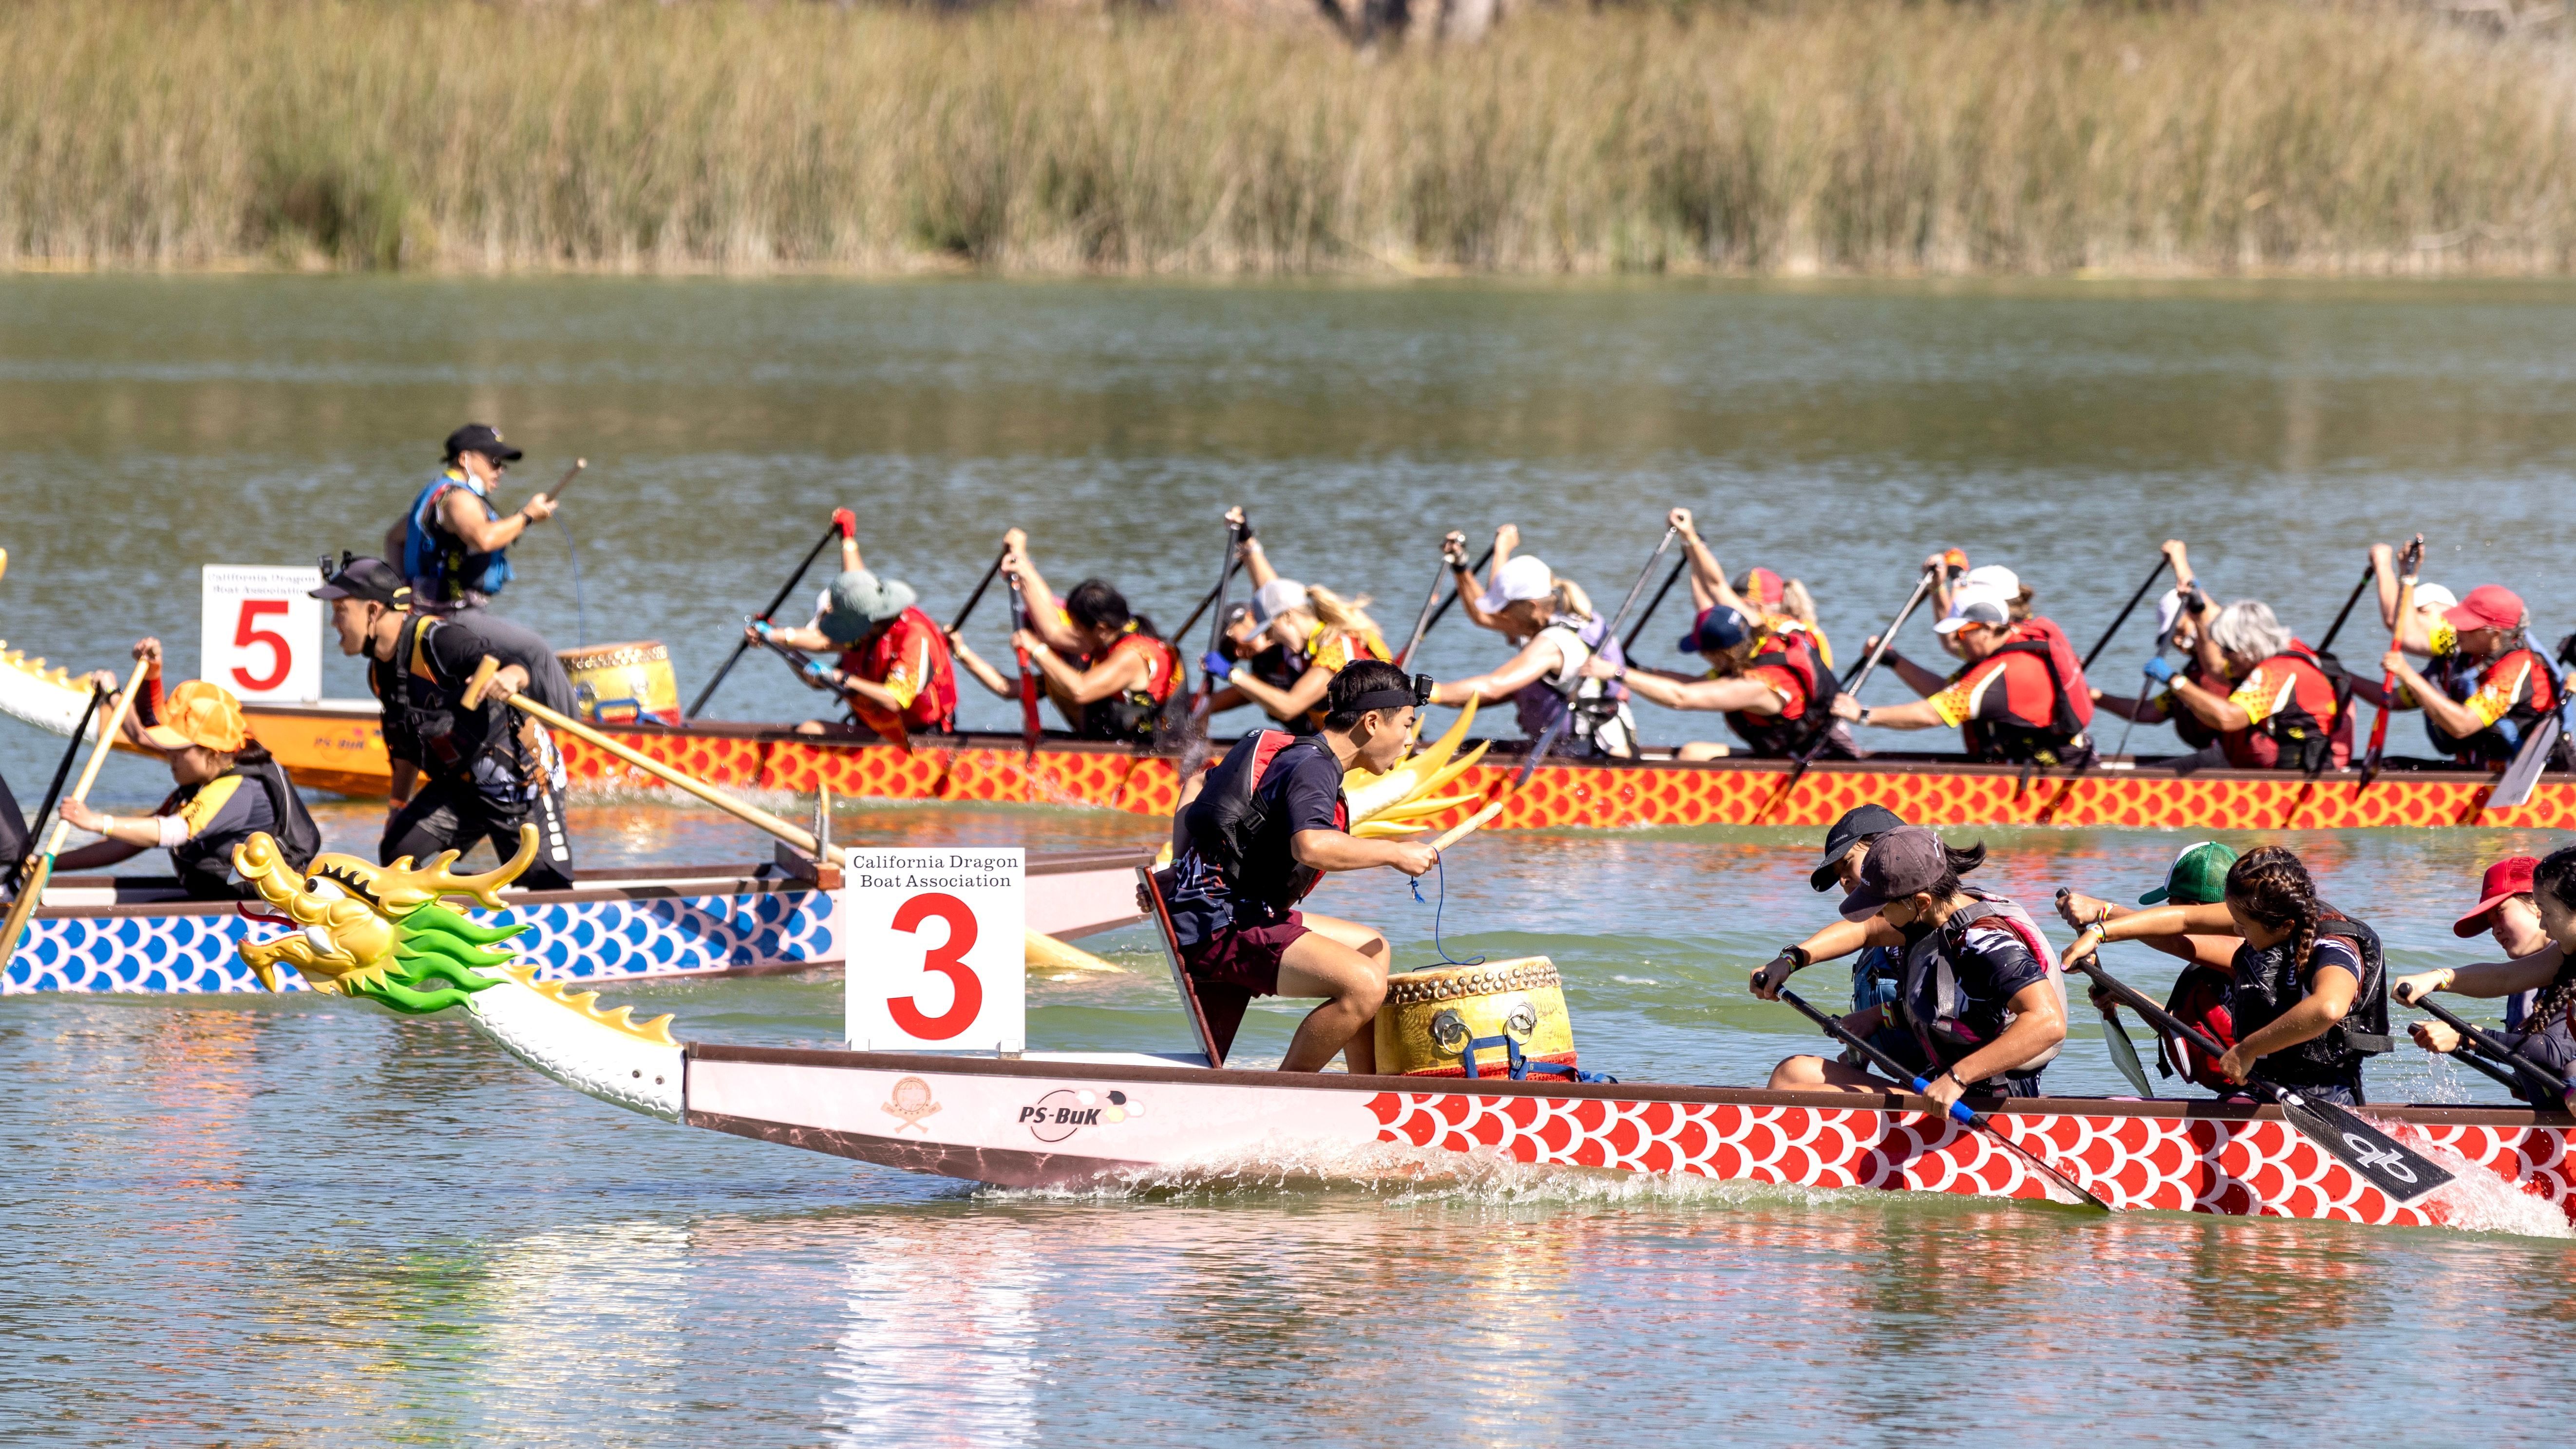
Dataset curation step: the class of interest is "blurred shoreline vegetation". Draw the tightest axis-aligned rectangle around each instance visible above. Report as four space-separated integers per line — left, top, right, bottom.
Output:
5 0 2575 277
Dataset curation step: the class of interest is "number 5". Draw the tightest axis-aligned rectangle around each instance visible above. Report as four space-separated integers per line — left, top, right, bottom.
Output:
232 599 292 692
886 892 982 1040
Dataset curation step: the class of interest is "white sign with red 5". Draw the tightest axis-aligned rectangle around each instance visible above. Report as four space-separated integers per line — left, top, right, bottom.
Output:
842 848 1025 1053
200 565 324 704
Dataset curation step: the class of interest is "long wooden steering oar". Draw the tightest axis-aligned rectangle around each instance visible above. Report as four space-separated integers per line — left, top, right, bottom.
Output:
686 508 855 720
1511 528 1676 789
1777 987 2112 1212
2067 955 2452 1203
2358 535 2424 790
465 656 819 856
2394 979 2576 1109
0 657 151 970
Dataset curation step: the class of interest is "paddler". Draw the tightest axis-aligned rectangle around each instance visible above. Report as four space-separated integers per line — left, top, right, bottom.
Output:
1805 804 1910 1056
2370 539 2478 756
2054 841 2242 1089
2379 582 2559 768
2063 845 2392 1106
1157 661 1440 1073
1206 602 1308 729
2392 849 2576 1106
747 529 956 742
388 424 558 612
1828 578 2094 766
1582 601 1841 761
2146 599 2351 770
950 529 1180 742
1426 551 1636 758
1750 826 2068 1104
2088 542 2227 759
312 553 577 890
1207 515 1393 730
53 646 320 899
1665 508 1833 667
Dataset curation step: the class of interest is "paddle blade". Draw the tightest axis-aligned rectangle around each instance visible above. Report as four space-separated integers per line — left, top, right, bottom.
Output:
2485 712 2562 811
2101 1012 2154 1097
2275 1088 2454 1206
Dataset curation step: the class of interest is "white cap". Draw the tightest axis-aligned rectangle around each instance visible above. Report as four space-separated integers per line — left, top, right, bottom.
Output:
1477 554 1555 613
1961 564 2021 597
1933 584 2015 635
2153 588 2188 644
1250 578 1307 627
2415 583 2458 611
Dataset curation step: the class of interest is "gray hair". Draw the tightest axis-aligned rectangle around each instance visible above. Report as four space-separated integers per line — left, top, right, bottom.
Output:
2208 599 2292 663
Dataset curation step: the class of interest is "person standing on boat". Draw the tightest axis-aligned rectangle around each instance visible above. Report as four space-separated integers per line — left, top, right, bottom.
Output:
53 669 320 900
749 527 957 743
2064 845 2391 1106
2379 584 2559 768
1750 826 2068 1105
2392 849 2576 1108
2146 600 2351 771
389 424 558 612
1426 552 1635 758
1209 522 1393 731
1157 661 1440 1073
312 554 577 891
951 529 1179 743
2056 841 2242 1089
1828 581 2094 766
1581 601 1840 761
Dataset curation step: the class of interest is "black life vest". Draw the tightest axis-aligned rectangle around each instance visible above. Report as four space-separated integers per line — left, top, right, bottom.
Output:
1181 731 1344 915
2228 910 2392 1092
168 756 320 900
387 612 574 791
1726 631 1841 758
2167 658 2224 750
1959 637 2092 766
1080 627 1183 743
1892 890 2065 1082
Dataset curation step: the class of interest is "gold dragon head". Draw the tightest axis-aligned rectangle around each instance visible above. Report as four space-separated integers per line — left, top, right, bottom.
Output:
233 827 538 998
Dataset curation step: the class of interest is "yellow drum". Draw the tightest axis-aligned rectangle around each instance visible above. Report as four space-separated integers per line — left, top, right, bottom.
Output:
1375 956 1578 1080
557 641 681 726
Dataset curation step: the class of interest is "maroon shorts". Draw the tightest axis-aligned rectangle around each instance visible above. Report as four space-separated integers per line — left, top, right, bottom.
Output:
1182 913 1311 996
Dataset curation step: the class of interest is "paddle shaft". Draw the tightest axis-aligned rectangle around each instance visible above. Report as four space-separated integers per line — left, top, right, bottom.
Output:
1788 562 1939 768
948 547 1008 634
2403 990 2573 1101
536 458 587 506
1396 551 1450 668
0 657 152 968
1778 987 2111 1211
1419 544 1498 639
2312 565 2376 658
1511 528 1676 788
9 685 104 885
1172 524 1250 647
2081 557 2170 672
2361 539 2424 783
685 518 847 719
1009 576 1042 753
1624 556 1691 654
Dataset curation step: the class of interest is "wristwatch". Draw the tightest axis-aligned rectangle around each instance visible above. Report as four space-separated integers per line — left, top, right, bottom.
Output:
1857 707 1875 727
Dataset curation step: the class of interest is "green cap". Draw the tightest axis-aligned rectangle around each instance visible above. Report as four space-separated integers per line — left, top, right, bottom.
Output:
2140 840 2237 905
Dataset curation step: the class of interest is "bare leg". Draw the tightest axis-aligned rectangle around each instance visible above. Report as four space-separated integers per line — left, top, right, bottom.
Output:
1274 913 1390 1074
1766 1054 1903 1093
1677 741 1734 761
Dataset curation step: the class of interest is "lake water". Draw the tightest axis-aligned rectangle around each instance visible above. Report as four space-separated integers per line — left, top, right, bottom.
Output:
5 276 2576 1444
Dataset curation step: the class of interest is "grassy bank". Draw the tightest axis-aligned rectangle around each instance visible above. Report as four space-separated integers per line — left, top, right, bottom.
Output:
6 0 2574 276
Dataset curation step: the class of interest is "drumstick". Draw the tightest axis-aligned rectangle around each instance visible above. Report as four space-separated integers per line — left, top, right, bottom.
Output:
1428 801 1504 854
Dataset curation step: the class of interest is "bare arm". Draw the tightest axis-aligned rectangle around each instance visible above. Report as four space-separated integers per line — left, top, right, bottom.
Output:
2386 651 2487 739
2220 962 2357 1081
1669 509 1749 619
438 487 543 554
947 634 1016 699
1610 665 1780 716
1002 531 1088 656
1942 979 2068 1086
1027 633 1147 706
1451 524 1520 634
2089 688 2172 724
1237 528 1278 590
1227 662 1331 722
2169 672 2252 733
2393 943 2564 1005
1291 828 1438 877
1429 635 1558 706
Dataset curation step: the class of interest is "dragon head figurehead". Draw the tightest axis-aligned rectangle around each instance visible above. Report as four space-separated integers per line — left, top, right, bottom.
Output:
233 825 539 1013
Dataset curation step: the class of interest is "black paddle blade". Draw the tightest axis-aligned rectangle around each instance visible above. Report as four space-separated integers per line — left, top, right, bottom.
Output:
2273 1088 2454 1205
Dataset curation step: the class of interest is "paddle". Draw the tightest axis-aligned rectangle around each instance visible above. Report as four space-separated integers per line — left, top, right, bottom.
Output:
2081 558 2171 673
1417 542 1498 642
464 656 820 855
1510 527 1676 789
2100 1006 2156 1097
2394 981 2575 1109
2065 956 2453 1204
1007 574 1042 758
685 509 855 720
2358 536 2424 788
1623 556 1690 655
1772 559 1942 800
1776 987 2113 1212
2478 619 2570 813
1394 542 1455 668
1175 518 1245 756
7 684 105 888
948 546 1008 635
2312 565 2375 660
1168 519 1252 648
0 657 152 972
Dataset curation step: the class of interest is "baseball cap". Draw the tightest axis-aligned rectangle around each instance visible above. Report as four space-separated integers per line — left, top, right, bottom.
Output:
2153 588 2189 644
142 679 250 754
442 423 523 465
820 569 918 643
2447 584 2525 634
1932 584 2014 635
2140 840 2238 905
1477 555 1555 613
1742 567 1785 610
1250 578 1308 628
2455 856 2539 937
309 553 411 609
1679 605 1750 655
1838 826 1951 921
2413 583 2458 612
1811 803 1905 892
1961 564 2021 597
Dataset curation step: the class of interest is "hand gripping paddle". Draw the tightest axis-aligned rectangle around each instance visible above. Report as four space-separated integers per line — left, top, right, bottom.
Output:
2067 957 2452 1204
1777 988 2112 1212
2395 980 2576 1112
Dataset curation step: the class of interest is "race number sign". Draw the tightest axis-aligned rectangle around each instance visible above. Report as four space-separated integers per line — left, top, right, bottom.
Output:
201 565 324 703
843 848 1025 1053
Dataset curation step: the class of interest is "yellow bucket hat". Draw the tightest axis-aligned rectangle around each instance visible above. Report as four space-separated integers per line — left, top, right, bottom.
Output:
142 679 250 754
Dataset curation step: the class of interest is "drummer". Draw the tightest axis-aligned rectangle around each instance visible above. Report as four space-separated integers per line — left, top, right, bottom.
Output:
1750 826 2068 1105
2391 853 2575 1106
748 521 957 742
1157 661 1439 1073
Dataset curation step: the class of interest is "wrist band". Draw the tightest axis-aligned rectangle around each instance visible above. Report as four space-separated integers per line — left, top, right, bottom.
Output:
98 815 117 835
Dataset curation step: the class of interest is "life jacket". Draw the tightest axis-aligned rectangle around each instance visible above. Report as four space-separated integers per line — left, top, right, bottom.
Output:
167 756 321 900
1957 629 2092 766
2166 657 2224 750
2016 617 2095 729
402 470 513 604
391 613 542 796
1180 730 1346 916
2228 910 2392 1092
1892 889 2067 1081
1077 625 1182 743
1514 618 1632 756
1725 629 1841 758
2430 646 2560 767
836 607 959 744
2221 642 2353 773
2159 963 2240 1093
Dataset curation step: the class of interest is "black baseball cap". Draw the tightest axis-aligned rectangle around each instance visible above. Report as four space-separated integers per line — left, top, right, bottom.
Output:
442 423 523 464
310 553 412 609
1838 826 1951 921
1810 803 1906 892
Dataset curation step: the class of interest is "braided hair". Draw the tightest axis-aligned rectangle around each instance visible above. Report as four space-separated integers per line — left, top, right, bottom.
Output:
2525 848 2576 1030
2225 845 2323 965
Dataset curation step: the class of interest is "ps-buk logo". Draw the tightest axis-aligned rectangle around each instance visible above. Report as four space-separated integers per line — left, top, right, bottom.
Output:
1021 1087 1143 1144
2342 1133 2417 1183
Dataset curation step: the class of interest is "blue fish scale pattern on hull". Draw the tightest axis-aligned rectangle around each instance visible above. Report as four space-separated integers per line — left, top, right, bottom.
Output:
4 888 837 994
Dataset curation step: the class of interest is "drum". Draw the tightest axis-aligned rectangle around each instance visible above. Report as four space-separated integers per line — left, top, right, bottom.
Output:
1374 956 1577 1080
556 641 681 726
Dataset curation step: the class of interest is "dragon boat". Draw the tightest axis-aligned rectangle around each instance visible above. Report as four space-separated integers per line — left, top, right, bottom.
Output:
9 639 2569 831
210 824 2576 1233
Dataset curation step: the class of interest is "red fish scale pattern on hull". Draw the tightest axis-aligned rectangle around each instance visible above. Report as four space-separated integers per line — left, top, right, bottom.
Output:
559 734 2575 831
1362 1092 2576 1225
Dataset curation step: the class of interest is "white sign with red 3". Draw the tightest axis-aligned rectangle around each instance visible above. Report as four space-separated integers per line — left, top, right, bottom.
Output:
200 565 325 704
842 848 1025 1053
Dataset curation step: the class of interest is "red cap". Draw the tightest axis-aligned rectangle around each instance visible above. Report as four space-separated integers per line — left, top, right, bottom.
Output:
1743 567 1785 609
2455 855 2539 937
2445 584 2525 634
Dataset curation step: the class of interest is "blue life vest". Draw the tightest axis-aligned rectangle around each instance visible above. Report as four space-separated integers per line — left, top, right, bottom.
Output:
403 470 514 603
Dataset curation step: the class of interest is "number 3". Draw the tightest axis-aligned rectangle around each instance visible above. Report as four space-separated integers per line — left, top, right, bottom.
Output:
887 892 982 1040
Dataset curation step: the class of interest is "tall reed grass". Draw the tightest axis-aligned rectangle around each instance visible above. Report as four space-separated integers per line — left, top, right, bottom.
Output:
5 0 2574 275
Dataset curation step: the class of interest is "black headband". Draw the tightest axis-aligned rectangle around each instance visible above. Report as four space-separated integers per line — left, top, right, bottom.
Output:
1346 689 1418 714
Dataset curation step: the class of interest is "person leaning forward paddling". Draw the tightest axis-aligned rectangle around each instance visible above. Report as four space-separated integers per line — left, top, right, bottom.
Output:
1209 507 1394 733
2391 848 2576 1109
1750 825 2069 1108
2057 840 2241 1089
1155 661 1439 1074
749 526 957 744
1833 581 2093 767
950 529 1180 743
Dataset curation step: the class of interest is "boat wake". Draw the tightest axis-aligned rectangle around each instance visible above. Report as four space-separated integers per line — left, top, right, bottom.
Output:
2405 1133 2575 1239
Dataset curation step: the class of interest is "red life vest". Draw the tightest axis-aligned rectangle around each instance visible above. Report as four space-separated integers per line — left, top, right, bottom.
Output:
836 606 959 746
2014 617 2095 729
2160 964 2239 1093
2218 641 2350 772
1957 626 2092 764
1725 629 1837 758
